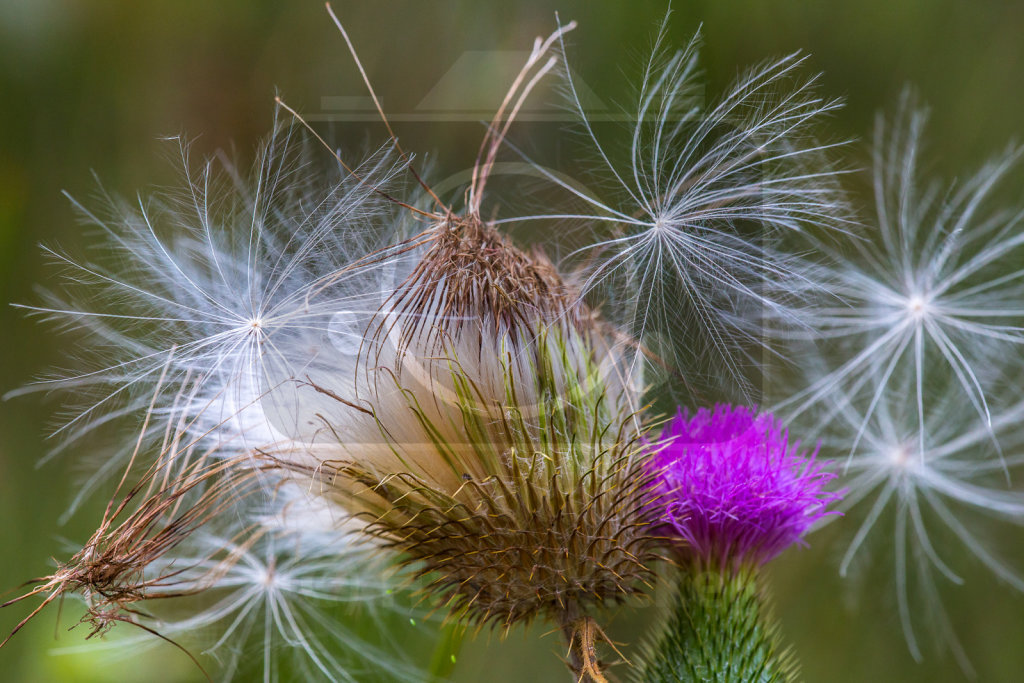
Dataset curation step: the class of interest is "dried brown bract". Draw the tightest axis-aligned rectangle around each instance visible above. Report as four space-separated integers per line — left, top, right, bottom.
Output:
1 450 265 659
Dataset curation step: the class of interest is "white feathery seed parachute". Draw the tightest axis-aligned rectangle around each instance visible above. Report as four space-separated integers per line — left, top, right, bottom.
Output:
494 18 851 400
50 522 424 683
820 364 1024 674
136 529 424 683
10 116 414 484
774 90 1024 453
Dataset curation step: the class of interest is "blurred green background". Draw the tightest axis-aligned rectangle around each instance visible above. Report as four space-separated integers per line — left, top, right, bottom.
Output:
2 1 1023 681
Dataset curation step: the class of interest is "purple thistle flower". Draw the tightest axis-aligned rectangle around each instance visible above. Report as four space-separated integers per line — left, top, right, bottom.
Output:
649 404 841 570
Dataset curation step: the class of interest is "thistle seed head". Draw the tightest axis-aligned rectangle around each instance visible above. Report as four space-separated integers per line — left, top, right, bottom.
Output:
289 226 659 631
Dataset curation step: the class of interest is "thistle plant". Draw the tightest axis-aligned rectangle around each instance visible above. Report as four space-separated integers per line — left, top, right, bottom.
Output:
5 12 663 682
287 186 663 680
637 405 840 682
5 5 1024 683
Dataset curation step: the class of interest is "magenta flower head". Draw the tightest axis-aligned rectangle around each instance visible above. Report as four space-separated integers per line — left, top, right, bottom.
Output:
648 404 841 571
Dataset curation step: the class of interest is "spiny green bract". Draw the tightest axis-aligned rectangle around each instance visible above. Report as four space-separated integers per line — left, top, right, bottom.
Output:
638 570 799 683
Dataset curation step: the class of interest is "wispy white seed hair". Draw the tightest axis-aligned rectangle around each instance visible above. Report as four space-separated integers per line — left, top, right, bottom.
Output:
495 19 849 399
774 90 1024 452
12 114 413 483
108 527 422 683
820 365 1024 673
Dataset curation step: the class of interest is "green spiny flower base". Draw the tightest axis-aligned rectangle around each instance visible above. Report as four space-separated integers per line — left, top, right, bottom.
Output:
638 569 799 683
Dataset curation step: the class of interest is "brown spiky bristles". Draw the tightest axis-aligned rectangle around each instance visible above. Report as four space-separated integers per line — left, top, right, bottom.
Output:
383 214 581 351
351 454 660 630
